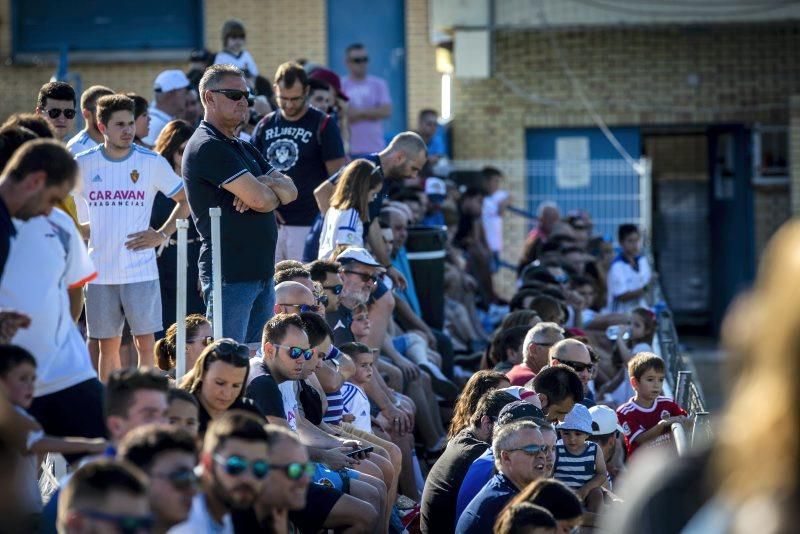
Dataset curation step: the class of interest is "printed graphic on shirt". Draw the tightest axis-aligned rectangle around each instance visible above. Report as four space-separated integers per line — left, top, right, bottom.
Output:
266 138 299 171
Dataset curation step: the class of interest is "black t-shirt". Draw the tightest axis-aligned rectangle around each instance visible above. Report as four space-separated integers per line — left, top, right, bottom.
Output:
182 120 278 283
251 107 344 226
195 394 263 435
326 305 354 347
0 197 15 281
420 428 490 534
245 357 287 420
298 379 324 426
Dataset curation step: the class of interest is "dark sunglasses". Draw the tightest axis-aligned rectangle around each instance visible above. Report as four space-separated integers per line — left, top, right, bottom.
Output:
210 339 250 365
270 461 316 480
44 108 76 119
508 443 551 456
152 468 199 491
78 510 153 534
316 293 329 306
349 56 369 64
208 89 254 105
214 454 269 479
559 360 594 373
274 344 314 361
323 284 343 295
283 303 320 314
341 270 378 285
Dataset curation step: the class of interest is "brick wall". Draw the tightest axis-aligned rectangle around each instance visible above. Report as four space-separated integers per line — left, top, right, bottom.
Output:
452 23 800 286
405 0 441 128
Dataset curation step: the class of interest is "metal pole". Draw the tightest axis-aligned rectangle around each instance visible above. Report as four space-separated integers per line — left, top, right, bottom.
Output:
675 370 691 408
692 411 712 448
209 207 223 340
174 219 189 382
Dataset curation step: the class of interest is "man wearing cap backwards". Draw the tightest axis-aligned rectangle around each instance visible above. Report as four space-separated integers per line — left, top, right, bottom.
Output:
142 69 191 146
456 419 548 534
251 62 346 262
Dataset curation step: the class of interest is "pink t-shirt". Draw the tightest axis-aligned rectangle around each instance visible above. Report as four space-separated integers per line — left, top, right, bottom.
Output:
342 75 392 154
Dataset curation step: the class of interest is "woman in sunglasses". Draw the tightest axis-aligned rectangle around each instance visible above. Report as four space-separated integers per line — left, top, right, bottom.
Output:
317 159 383 260
179 338 262 435
154 314 212 378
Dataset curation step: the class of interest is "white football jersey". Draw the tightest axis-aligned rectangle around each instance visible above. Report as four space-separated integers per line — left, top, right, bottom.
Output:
66 129 99 156
75 144 182 284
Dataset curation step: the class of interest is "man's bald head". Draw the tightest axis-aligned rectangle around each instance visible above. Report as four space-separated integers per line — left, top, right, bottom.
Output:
275 281 316 310
549 339 590 365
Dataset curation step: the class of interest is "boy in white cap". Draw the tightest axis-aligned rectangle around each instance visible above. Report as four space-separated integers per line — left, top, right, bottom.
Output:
588 404 626 489
142 70 191 146
553 403 607 512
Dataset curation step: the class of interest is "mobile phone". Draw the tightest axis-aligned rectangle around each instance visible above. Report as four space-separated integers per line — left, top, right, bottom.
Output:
346 446 374 458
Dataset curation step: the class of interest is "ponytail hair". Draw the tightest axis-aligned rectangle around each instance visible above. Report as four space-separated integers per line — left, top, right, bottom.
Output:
154 314 211 371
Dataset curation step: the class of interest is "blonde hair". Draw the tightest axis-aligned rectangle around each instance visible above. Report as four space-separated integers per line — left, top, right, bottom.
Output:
153 314 210 371
715 220 800 512
330 159 382 222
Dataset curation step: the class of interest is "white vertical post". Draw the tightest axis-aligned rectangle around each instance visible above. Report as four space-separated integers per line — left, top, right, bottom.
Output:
209 207 223 340
638 157 653 250
174 219 189 382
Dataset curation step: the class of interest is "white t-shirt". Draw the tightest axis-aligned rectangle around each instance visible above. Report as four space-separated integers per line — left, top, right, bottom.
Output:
1 209 98 396
606 255 651 313
75 144 182 285
341 382 372 433
66 130 99 156
141 106 174 147
278 380 300 432
482 190 508 253
213 50 259 77
168 494 233 534
318 207 364 260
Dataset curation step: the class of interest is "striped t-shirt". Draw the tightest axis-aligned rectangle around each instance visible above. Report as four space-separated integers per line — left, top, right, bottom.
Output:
66 130 99 156
341 382 371 433
553 440 598 490
323 388 344 425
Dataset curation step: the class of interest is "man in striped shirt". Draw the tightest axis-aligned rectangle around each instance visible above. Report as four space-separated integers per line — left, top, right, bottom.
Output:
75 94 190 381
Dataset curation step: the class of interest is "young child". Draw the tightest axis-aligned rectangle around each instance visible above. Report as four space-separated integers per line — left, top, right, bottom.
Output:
604 307 657 406
553 403 608 512
339 342 374 433
0 346 106 520
616 352 688 457
213 19 259 82
165 388 200 438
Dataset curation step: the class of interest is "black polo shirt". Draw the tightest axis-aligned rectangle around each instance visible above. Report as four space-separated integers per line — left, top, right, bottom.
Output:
0 197 14 281
182 120 278 283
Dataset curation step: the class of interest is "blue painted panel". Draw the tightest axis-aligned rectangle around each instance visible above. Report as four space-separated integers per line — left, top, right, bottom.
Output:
13 0 203 53
526 127 642 241
327 0 407 139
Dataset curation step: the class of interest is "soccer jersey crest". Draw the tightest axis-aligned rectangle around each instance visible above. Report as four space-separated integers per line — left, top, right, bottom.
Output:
130 169 140 183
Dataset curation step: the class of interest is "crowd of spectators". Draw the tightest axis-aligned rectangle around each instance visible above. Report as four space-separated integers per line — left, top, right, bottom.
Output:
0 16 696 534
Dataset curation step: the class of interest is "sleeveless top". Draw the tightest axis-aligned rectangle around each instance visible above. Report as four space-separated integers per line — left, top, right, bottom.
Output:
553 440 598 489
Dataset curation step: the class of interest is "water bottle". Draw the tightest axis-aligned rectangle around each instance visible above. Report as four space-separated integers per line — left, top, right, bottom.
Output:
606 326 630 341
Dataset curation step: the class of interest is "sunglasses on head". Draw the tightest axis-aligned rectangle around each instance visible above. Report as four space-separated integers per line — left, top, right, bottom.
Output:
214 454 269 479
44 108 76 119
273 344 314 361
152 468 199 491
508 443 551 456
323 283 343 295
208 89 254 105
271 461 316 480
341 270 378 285
559 360 594 373
210 339 250 364
349 56 369 64
78 510 154 534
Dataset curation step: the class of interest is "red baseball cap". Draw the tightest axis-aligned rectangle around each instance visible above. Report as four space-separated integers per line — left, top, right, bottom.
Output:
309 67 349 101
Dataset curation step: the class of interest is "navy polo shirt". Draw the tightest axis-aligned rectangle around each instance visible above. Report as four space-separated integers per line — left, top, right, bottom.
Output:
182 120 278 283
455 472 520 534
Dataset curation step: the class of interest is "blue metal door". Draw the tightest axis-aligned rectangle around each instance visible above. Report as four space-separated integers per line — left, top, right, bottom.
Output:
526 127 642 241
708 125 755 332
327 0 407 139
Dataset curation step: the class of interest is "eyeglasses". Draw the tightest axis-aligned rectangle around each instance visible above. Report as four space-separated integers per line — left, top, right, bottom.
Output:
323 284 343 295
77 510 154 534
341 270 378 285
533 341 555 348
559 360 594 373
189 335 214 346
273 344 314 361
349 56 369 64
281 303 320 314
44 108 76 119
277 95 306 104
214 454 269 479
210 339 250 365
270 461 316 480
208 89 254 105
151 468 199 491
507 443 551 456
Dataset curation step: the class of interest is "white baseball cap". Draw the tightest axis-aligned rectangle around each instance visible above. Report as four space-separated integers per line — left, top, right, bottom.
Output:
589 405 624 436
557 403 593 434
425 177 447 197
335 247 382 267
154 70 191 93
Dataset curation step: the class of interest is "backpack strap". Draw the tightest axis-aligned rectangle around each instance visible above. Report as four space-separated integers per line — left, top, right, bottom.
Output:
316 113 330 146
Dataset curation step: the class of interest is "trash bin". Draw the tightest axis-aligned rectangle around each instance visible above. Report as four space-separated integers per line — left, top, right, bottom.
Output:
405 225 447 330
